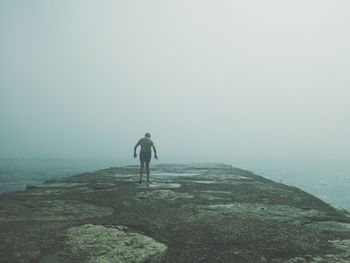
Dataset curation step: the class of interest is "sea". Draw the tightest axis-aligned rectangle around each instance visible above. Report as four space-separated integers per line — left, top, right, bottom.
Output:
0 159 120 193
236 159 350 210
0 158 349 210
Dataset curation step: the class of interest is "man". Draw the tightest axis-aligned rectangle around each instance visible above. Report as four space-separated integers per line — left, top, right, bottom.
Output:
134 132 158 186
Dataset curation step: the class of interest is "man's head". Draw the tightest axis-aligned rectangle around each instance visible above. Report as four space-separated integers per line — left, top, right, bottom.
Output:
145 132 151 138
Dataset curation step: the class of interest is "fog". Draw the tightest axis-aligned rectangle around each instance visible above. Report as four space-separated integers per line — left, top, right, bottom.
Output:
1 0 349 166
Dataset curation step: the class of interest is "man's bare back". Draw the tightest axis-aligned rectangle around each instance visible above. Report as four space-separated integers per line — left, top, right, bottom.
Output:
137 137 154 153
133 133 158 186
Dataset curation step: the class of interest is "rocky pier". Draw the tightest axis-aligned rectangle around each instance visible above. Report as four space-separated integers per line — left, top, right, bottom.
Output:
1 164 350 263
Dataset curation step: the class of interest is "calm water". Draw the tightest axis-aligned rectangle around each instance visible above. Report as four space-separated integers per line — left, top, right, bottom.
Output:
236 160 350 210
1 159 349 210
0 159 120 193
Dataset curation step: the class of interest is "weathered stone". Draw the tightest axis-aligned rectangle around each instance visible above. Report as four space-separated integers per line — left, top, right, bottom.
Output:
136 189 193 200
308 239 350 262
152 182 182 188
62 224 167 263
284 257 307 263
0 200 114 221
305 221 350 232
206 203 324 224
1 164 350 263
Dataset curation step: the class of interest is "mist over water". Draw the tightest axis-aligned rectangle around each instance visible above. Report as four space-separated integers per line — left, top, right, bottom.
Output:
0 158 118 193
1 2 349 207
235 159 350 210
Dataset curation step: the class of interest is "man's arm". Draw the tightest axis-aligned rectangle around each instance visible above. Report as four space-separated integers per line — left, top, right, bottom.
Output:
152 144 158 159
134 140 140 158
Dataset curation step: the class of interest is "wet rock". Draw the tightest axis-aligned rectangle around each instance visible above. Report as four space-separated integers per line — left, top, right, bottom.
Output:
143 182 181 188
191 180 216 184
26 185 39 190
0 200 114 221
41 183 87 187
201 190 232 195
305 221 350 232
205 203 325 224
198 190 231 201
320 239 350 262
284 257 307 263
136 189 193 200
1 163 350 263
62 224 167 263
152 172 202 178
310 239 350 262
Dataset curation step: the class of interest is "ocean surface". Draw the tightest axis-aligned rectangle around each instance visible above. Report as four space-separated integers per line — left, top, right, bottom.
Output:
236 159 350 210
0 159 121 193
1 159 349 210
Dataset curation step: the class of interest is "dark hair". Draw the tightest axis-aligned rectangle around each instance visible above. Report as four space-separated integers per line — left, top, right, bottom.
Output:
145 132 151 138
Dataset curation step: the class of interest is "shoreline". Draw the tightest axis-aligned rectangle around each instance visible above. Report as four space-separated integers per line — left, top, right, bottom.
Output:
1 161 349 211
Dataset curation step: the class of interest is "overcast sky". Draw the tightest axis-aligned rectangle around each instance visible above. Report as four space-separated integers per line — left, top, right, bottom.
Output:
1 0 349 165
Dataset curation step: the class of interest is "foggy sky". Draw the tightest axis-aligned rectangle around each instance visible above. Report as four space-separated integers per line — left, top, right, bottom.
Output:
1 0 349 165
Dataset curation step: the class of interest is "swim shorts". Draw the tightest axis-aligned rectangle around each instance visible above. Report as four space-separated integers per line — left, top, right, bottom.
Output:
140 151 151 163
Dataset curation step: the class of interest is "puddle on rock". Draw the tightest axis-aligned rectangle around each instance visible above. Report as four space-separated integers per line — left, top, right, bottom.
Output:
137 182 181 188
152 172 201 177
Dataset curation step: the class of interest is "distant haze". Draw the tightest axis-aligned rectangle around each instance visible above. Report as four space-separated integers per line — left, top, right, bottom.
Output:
1 1 349 165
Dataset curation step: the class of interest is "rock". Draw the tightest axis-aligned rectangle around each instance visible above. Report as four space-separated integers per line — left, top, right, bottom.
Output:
148 182 182 188
205 203 324 224
284 257 307 263
26 185 39 190
309 239 350 262
136 189 193 200
62 224 167 263
0 200 114 221
1 163 350 263
305 221 350 232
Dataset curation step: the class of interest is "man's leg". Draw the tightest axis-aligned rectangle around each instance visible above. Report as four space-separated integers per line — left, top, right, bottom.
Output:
139 161 145 183
146 161 150 186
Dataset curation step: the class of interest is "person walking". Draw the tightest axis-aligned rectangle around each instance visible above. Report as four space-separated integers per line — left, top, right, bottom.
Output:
134 132 158 186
